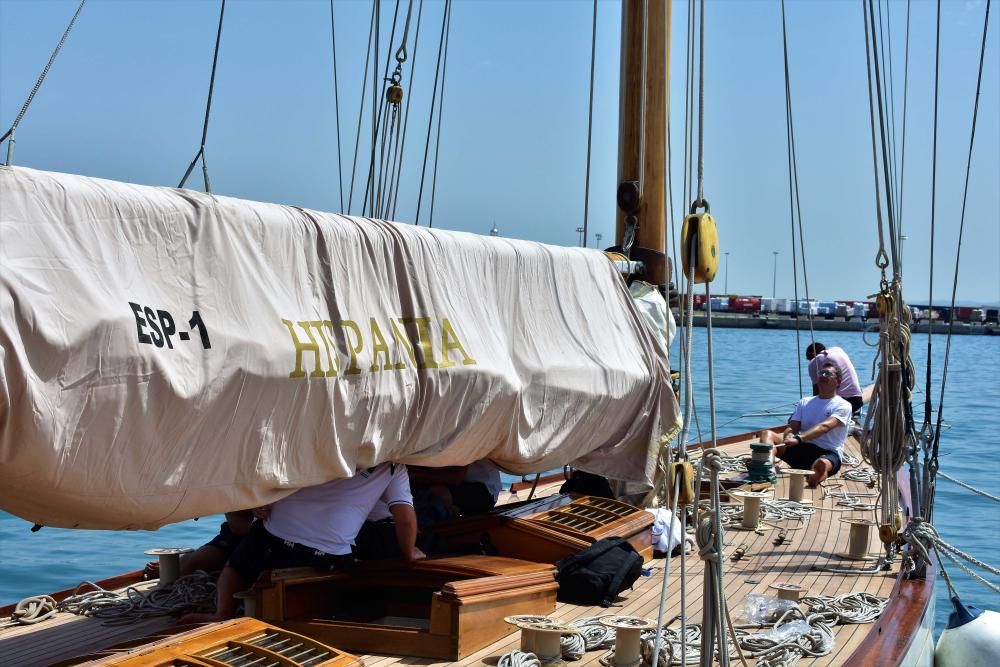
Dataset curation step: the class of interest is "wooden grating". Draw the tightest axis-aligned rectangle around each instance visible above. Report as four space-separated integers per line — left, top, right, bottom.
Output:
73 618 362 666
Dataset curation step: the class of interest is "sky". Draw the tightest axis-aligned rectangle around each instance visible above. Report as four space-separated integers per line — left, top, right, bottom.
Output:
1 0 997 304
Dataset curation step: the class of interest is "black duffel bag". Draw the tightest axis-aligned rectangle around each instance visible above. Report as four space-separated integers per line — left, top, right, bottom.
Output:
554 536 644 607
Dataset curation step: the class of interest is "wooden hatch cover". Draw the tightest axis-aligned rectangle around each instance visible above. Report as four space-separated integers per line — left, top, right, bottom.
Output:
60 617 362 666
250 555 558 660
432 494 654 562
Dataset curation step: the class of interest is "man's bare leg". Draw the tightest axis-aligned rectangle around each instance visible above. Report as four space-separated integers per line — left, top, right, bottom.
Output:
176 565 244 624
808 458 833 488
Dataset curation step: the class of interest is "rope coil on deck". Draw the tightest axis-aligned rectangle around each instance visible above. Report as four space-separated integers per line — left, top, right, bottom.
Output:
4 573 217 627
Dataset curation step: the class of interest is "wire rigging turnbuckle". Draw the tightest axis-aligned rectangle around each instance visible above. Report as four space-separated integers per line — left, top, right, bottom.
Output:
680 199 719 284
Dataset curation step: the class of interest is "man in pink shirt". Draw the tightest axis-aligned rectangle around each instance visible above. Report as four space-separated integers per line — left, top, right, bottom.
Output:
806 342 863 414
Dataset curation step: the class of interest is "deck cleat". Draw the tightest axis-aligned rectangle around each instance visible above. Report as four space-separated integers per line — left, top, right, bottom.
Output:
782 469 815 504
728 489 773 531
768 582 808 602
600 616 657 666
515 622 578 663
838 517 880 560
504 615 554 652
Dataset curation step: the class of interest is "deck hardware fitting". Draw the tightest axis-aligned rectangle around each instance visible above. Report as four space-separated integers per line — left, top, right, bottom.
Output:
768 582 808 602
783 469 815 503
838 517 880 560
728 490 772 531
144 546 193 586
515 622 578 662
233 588 257 617
505 615 554 652
600 616 657 666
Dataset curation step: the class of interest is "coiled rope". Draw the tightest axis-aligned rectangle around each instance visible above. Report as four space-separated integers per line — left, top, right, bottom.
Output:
902 519 1000 595
3 573 216 628
498 650 542 667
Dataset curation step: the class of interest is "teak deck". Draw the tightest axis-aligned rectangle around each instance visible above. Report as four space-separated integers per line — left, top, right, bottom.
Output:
0 433 934 666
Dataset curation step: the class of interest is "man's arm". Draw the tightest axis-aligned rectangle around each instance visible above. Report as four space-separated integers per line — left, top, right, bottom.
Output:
389 503 426 561
781 420 802 444
796 415 845 443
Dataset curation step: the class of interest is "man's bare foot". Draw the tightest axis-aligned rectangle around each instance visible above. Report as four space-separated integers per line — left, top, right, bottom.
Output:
807 458 833 488
176 612 228 626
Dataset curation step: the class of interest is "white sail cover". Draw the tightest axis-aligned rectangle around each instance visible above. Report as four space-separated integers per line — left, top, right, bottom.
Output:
0 167 679 530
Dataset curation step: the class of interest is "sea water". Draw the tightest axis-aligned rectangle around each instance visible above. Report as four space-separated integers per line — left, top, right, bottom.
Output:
0 327 997 635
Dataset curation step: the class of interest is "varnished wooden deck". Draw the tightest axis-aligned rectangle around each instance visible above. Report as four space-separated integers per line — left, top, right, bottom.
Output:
0 433 928 666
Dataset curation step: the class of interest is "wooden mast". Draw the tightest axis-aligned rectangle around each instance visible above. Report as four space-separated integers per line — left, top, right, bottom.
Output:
616 0 670 287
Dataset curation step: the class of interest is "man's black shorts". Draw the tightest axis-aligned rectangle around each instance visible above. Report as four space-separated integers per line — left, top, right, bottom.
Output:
777 442 842 476
206 521 245 560
228 521 355 584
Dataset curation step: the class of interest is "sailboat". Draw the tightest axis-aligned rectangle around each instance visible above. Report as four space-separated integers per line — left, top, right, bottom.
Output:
2 0 997 665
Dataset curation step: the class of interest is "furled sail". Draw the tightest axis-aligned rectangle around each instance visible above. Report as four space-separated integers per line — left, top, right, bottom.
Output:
0 167 679 530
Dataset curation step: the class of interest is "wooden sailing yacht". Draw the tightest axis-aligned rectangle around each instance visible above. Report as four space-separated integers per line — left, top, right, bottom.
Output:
7 0 990 665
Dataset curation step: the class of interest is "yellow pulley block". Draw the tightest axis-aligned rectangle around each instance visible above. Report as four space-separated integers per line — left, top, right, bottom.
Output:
668 461 696 506
878 522 898 544
680 200 719 284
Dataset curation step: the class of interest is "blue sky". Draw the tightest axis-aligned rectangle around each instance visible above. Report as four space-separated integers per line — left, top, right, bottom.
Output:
1 0 997 304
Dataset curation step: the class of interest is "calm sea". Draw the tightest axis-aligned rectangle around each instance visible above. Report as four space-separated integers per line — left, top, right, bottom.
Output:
1 326 997 636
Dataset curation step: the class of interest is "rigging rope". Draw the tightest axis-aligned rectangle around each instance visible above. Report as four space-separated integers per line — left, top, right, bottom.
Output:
414 0 451 226
389 0 427 220
928 0 992 521
347 5 376 214
779 0 816 395
581 0 597 247
329 0 345 211
179 0 226 193
1 0 87 165
426 0 452 228
937 470 1000 503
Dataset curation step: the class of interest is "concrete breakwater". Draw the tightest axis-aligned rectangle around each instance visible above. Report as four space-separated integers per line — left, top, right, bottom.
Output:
688 313 998 336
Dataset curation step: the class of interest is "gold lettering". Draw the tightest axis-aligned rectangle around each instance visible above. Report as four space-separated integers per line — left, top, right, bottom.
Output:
439 318 477 367
390 319 417 368
338 320 364 375
316 321 339 377
400 317 439 369
281 319 325 378
369 318 396 371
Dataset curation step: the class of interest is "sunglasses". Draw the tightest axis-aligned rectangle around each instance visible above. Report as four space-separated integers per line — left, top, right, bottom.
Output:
818 370 837 379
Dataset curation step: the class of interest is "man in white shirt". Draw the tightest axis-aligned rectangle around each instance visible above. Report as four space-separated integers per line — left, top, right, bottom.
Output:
760 362 853 487
178 462 424 624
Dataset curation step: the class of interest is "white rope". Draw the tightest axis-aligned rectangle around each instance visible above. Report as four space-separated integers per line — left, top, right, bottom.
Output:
697 449 731 667
58 574 215 626
497 650 542 667
937 470 1000 503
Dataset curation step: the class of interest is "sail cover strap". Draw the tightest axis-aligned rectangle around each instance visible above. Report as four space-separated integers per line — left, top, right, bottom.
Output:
0 167 679 529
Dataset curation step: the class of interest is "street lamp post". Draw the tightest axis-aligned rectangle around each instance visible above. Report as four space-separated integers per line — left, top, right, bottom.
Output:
576 227 585 247
724 252 730 294
595 232 603 249
772 251 779 298
490 222 499 237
